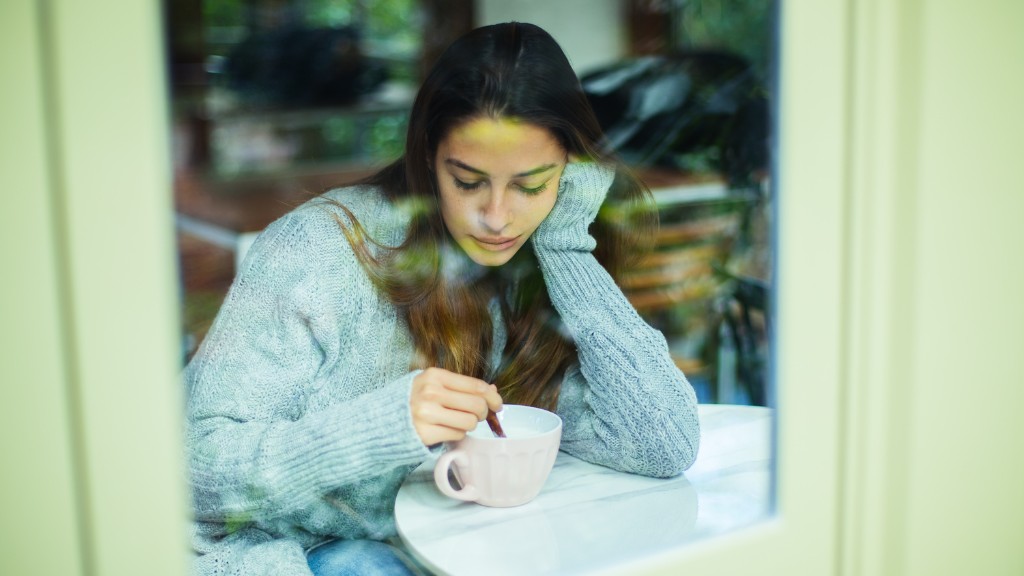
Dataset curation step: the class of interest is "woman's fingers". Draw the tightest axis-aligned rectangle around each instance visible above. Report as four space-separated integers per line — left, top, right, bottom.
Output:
481 383 503 413
410 368 504 445
435 388 490 419
411 397 480 430
415 423 472 445
410 403 478 446
421 368 503 412
424 368 489 394
416 368 489 417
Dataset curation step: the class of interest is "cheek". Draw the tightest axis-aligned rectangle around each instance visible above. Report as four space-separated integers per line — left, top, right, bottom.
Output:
438 192 469 230
516 197 555 234
534 194 558 223
540 176 562 219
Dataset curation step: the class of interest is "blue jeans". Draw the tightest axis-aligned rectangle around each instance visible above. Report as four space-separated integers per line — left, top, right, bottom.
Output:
307 539 417 576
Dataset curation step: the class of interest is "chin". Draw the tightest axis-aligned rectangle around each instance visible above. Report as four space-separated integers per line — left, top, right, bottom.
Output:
469 251 517 267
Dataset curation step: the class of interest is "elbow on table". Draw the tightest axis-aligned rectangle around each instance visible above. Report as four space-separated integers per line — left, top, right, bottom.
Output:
647 401 701 477
618 420 700 478
641 436 699 478
635 368 702 477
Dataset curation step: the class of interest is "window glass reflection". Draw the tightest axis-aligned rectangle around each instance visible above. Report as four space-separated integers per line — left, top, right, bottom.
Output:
167 1 774 569
171 0 773 407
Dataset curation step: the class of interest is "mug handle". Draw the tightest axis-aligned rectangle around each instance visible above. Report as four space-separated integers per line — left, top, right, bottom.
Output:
434 450 479 502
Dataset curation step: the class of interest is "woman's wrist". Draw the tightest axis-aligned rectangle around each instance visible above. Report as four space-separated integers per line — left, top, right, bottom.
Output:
531 160 616 252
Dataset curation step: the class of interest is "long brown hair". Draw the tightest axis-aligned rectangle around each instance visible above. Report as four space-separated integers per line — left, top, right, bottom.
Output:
332 22 656 410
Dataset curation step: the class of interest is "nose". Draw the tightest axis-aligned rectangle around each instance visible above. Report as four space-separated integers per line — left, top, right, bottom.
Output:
479 187 512 232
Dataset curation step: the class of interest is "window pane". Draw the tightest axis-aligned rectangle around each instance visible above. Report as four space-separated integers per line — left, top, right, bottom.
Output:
167 1 776 573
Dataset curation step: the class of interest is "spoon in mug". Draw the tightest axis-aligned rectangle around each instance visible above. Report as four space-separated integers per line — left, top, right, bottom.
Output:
486 409 506 438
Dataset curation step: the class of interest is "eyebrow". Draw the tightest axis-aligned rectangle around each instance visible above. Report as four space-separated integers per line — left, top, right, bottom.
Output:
445 158 558 178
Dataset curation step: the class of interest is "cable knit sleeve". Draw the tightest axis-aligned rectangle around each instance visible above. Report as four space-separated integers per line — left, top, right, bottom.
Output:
184 205 430 530
532 162 700 478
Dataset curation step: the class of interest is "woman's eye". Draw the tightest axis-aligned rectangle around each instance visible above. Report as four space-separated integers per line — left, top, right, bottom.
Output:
516 182 548 195
453 178 483 190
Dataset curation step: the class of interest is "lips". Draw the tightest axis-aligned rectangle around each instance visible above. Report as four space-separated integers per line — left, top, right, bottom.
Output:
473 235 519 251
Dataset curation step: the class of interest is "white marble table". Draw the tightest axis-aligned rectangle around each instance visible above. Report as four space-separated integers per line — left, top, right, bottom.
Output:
395 404 773 575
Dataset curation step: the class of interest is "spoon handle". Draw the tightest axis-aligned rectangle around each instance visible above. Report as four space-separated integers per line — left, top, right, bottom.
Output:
486 410 506 438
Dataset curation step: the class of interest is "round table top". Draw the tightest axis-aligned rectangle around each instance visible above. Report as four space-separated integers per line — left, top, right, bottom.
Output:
395 404 773 576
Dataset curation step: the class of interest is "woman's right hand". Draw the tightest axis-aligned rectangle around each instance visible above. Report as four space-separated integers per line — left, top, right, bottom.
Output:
410 367 504 446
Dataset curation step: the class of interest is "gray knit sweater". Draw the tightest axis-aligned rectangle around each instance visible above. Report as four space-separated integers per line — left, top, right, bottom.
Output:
184 162 700 575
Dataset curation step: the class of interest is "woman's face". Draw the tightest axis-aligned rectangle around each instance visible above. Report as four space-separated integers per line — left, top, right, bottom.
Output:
434 116 567 267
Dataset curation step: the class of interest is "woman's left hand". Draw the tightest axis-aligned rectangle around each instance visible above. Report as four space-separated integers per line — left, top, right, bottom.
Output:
531 160 617 252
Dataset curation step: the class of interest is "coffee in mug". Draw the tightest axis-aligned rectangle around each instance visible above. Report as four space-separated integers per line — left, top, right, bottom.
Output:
433 404 562 507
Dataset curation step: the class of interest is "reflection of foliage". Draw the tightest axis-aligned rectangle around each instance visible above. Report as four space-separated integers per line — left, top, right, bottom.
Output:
203 0 245 28
201 0 421 58
675 0 774 80
367 115 408 160
319 113 408 164
308 0 422 57
183 291 227 360
198 0 419 170
224 510 252 535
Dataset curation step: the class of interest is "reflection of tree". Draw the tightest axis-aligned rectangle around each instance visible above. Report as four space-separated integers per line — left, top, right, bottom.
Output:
177 0 428 172
627 0 774 83
674 0 774 81
618 0 774 405
202 0 423 67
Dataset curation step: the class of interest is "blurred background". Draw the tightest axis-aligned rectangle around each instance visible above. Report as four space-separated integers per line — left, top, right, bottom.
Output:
166 0 776 406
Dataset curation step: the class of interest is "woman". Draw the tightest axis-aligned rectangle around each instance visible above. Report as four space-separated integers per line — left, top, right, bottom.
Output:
186 22 700 576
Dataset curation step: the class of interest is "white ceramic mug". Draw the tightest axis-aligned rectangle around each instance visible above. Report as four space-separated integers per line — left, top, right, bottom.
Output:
433 405 562 507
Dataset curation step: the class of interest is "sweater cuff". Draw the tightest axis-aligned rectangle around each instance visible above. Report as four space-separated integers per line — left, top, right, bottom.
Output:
258 371 429 511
